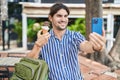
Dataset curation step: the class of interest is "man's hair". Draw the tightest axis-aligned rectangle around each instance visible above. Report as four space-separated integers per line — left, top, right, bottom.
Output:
49 3 70 17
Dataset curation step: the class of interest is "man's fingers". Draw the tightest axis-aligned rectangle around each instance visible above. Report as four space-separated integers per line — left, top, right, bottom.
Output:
37 30 42 36
90 36 101 50
102 28 106 37
92 32 106 43
89 33 106 51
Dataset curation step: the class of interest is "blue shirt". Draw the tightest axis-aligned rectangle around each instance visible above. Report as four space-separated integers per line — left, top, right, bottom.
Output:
40 29 85 80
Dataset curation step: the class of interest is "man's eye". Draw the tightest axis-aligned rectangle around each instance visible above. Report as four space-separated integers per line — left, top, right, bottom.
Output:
65 15 68 17
57 15 62 17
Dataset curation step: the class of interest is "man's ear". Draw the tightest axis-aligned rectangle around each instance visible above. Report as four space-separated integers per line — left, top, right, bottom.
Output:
48 15 52 22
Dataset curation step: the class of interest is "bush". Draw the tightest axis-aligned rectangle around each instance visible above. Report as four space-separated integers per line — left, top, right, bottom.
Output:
68 18 86 36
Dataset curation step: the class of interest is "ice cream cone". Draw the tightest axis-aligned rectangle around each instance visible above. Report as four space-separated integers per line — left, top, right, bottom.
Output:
41 26 49 34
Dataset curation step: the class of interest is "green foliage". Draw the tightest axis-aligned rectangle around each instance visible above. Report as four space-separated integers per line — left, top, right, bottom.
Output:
68 18 86 36
14 21 22 42
14 18 42 43
27 19 36 42
27 18 41 42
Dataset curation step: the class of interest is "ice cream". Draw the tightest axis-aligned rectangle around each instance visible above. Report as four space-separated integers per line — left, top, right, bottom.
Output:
41 26 49 34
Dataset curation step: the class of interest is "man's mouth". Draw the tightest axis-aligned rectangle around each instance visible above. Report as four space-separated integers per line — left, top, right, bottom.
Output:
59 21 66 25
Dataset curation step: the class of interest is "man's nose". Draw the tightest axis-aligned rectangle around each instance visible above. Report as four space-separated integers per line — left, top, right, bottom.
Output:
61 16 66 21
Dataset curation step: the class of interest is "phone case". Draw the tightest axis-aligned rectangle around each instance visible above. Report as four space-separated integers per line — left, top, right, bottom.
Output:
91 18 103 35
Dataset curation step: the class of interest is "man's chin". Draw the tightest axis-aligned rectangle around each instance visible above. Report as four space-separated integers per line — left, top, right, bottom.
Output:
61 25 67 28
62 25 67 28
57 27 66 30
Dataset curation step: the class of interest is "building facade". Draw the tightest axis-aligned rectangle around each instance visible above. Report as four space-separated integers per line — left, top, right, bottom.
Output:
0 0 120 52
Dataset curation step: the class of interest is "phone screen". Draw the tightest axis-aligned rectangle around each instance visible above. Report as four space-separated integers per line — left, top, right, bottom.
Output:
91 18 103 35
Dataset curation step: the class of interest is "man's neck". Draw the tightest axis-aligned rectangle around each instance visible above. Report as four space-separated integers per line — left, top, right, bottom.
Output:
53 29 66 40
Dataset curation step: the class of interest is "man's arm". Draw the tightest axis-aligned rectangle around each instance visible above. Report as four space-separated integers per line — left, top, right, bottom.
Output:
80 41 95 54
27 42 42 59
27 30 50 59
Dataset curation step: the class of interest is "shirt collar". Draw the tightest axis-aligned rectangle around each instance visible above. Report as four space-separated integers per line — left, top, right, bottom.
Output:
49 28 70 37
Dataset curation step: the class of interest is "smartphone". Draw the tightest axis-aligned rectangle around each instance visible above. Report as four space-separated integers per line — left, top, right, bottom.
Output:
91 18 103 35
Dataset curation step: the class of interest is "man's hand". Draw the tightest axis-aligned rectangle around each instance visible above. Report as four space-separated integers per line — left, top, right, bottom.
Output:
35 30 51 47
89 29 106 52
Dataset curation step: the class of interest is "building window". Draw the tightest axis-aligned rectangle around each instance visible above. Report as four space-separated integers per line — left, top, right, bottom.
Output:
114 0 120 3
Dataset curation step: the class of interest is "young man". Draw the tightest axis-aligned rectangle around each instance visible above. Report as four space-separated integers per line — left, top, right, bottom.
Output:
27 3 106 80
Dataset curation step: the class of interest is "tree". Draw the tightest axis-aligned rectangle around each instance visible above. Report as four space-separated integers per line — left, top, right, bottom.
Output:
0 0 1 27
0 0 2 44
0 0 8 50
85 0 107 64
85 0 102 40
85 0 120 70
108 27 120 69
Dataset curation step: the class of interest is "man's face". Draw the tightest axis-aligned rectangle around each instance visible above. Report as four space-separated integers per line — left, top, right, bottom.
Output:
49 9 69 30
